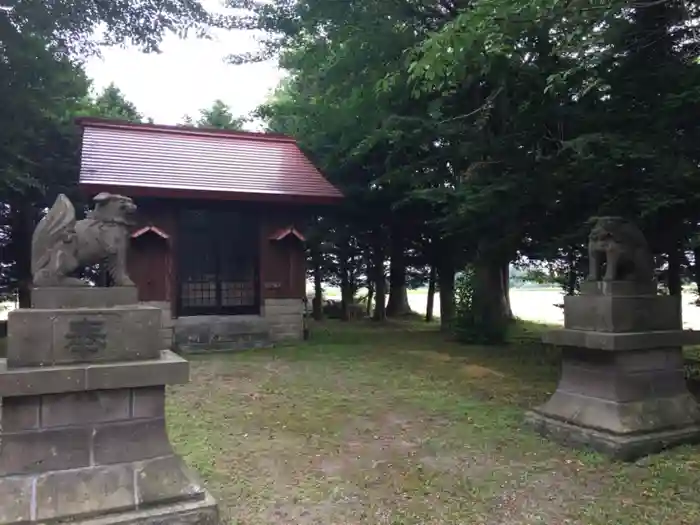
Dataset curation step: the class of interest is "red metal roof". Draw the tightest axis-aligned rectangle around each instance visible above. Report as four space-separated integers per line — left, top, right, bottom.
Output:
76 118 344 205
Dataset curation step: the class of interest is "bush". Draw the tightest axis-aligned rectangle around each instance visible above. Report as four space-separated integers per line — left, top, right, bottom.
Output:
322 300 364 320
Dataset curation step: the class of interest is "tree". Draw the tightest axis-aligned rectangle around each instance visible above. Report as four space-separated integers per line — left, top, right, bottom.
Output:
195 100 246 130
1 62 143 304
2 0 220 303
248 0 456 319
4 0 222 56
89 83 143 122
237 0 700 341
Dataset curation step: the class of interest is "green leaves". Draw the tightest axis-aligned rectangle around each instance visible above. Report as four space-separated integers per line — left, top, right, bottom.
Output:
193 100 247 130
7 0 224 56
240 0 700 299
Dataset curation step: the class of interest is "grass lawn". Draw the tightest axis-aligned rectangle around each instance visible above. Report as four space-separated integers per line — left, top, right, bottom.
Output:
167 320 700 525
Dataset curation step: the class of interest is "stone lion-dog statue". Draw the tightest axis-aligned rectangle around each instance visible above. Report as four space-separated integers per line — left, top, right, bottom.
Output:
31 192 137 287
587 216 654 282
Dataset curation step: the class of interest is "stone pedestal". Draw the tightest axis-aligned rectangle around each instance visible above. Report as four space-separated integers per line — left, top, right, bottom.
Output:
526 281 700 461
0 288 219 524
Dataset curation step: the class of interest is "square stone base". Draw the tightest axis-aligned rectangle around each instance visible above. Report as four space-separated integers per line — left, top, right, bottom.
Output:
526 409 700 461
64 493 219 525
0 455 219 524
528 340 700 460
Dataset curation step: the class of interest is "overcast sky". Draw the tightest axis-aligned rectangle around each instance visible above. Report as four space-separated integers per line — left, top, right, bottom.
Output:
83 21 284 129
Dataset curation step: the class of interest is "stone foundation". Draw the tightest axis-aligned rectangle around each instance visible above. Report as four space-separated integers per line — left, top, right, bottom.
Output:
170 298 305 353
173 314 271 353
0 384 217 524
527 280 700 461
0 287 219 524
264 298 304 342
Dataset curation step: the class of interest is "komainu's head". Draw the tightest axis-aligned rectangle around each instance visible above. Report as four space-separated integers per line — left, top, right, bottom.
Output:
91 193 137 224
589 216 646 248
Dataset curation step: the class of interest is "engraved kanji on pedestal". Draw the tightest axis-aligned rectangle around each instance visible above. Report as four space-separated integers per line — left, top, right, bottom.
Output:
65 318 108 356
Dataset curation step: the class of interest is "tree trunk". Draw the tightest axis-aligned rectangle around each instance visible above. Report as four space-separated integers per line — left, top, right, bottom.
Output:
566 250 578 296
386 227 412 316
340 245 351 321
312 247 323 320
372 235 386 321
667 247 682 296
694 246 700 304
471 247 510 339
8 198 34 308
501 263 513 320
425 264 436 322
437 261 455 332
366 281 374 318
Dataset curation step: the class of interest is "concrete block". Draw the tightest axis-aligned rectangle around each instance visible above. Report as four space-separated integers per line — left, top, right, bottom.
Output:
536 278 700 461
264 299 303 316
535 390 700 435
0 359 86 397
0 477 219 525
564 294 681 332
173 315 271 353
560 365 686 404
85 351 189 390
41 390 131 428
270 329 302 342
0 427 91 475
543 328 700 350
0 476 32 523
526 410 700 461
49 492 220 524
160 328 173 348
35 464 135 521
1 395 40 432
140 301 174 327
579 280 658 296
6 310 53 367
558 361 616 399
31 286 138 309
93 419 172 465
132 387 166 419
615 347 685 372
8 306 161 368
135 456 205 506
0 351 189 397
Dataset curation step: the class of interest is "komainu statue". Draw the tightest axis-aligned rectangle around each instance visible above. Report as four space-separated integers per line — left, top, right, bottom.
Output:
31 193 137 287
587 216 654 282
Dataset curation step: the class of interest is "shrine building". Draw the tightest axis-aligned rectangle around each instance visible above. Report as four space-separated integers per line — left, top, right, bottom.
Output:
76 118 343 352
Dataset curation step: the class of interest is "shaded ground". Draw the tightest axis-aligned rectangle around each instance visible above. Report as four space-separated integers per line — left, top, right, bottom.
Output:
167 320 700 525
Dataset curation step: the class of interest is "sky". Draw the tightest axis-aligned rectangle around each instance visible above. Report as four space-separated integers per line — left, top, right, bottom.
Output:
83 21 285 129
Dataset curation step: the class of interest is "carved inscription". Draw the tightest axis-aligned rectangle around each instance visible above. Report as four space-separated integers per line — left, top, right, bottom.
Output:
65 318 107 356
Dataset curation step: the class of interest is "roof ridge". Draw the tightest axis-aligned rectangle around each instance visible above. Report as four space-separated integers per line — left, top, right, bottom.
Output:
75 117 297 144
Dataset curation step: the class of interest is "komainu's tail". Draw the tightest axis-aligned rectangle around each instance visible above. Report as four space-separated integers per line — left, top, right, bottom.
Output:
31 194 76 276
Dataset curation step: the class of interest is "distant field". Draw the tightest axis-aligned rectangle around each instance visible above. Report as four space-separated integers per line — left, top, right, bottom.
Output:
0 302 13 322
320 286 700 329
4 286 700 329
